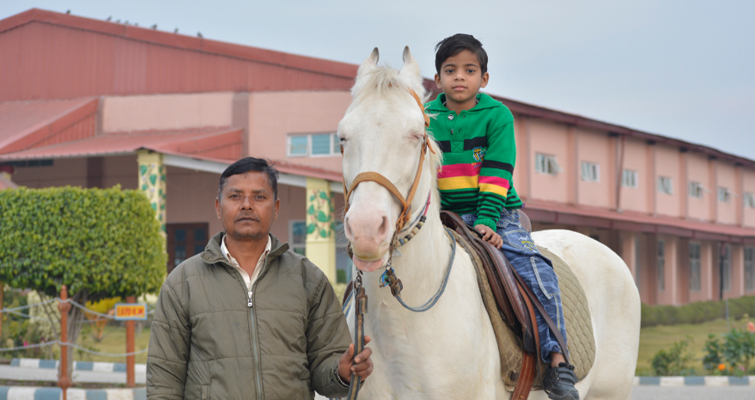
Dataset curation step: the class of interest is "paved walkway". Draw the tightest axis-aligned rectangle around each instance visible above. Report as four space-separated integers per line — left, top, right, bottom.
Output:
631 386 755 400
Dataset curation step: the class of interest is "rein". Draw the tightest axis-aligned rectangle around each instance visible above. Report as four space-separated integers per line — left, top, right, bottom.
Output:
342 88 452 400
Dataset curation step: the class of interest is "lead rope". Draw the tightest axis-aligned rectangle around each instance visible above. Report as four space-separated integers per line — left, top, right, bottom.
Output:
346 271 366 400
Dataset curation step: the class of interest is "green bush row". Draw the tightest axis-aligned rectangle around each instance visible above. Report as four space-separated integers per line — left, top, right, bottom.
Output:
642 296 755 327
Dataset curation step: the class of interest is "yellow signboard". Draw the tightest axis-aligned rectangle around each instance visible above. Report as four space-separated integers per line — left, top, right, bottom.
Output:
115 304 147 321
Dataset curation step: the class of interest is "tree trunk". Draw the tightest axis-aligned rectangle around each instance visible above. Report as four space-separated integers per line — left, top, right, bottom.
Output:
64 290 88 379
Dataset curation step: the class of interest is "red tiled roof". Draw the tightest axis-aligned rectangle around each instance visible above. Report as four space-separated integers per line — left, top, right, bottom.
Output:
524 199 755 242
0 98 98 153
0 127 242 162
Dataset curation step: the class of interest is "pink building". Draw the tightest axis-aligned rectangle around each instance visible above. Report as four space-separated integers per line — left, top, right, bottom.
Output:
1 9 754 304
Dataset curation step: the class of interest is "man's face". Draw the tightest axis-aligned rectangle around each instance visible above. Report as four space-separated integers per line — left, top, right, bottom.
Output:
215 172 279 241
434 49 489 112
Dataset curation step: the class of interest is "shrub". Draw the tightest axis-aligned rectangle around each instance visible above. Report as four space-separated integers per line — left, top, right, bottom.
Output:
641 296 755 327
651 336 695 376
0 186 165 375
703 316 755 377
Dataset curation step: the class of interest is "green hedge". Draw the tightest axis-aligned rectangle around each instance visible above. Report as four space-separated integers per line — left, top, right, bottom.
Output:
642 296 755 327
0 186 166 301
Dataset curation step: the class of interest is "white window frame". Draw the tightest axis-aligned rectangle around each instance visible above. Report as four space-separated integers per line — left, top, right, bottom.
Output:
287 133 339 157
622 169 638 188
657 240 665 291
718 187 731 203
534 153 561 175
689 243 701 291
745 247 754 292
688 181 705 199
580 162 600 183
289 220 307 255
745 192 755 208
658 176 673 195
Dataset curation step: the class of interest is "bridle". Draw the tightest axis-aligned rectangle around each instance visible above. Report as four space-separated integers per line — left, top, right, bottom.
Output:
341 88 455 400
342 88 433 238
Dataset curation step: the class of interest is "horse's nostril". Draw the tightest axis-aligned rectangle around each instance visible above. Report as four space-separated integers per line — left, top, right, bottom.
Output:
377 216 389 238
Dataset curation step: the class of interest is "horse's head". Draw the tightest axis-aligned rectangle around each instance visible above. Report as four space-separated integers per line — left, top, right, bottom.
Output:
339 47 441 273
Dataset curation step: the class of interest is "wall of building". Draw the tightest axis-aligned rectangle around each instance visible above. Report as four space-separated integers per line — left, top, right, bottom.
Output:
744 170 755 227
10 158 87 187
246 91 351 172
717 162 737 225
655 145 681 218
619 138 650 213
529 119 571 203
102 92 234 132
165 166 223 236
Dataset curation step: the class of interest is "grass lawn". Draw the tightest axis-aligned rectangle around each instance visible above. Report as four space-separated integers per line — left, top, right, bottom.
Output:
636 318 736 375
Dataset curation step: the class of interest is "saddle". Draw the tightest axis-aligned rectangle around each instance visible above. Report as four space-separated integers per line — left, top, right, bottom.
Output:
439 210 570 400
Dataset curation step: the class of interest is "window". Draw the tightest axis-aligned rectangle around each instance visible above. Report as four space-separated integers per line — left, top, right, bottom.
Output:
657 240 665 291
718 187 731 203
658 176 673 195
689 243 701 291
721 245 731 292
581 162 600 182
688 182 705 199
745 192 755 208
5 159 54 167
745 247 754 291
622 169 638 188
289 220 307 256
167 223 209 275
535 153 561 175
287 133 339 157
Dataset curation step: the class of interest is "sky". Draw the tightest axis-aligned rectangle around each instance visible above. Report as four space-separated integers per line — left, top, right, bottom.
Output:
3 1 754 160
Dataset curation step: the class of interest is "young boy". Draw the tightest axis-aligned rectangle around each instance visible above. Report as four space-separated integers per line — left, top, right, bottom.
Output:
427 34 579 400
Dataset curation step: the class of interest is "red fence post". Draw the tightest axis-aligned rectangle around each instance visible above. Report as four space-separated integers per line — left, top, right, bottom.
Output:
126 296 136 388
58 285 71 400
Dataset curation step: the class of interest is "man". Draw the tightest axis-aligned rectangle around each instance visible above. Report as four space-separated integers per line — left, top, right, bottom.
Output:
147 157 372 399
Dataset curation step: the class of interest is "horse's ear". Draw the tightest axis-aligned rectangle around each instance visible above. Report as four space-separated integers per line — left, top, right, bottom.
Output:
399 46 421 82
357 47 379 77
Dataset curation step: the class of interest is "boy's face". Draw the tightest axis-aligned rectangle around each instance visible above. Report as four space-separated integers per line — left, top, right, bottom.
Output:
434 49 489 113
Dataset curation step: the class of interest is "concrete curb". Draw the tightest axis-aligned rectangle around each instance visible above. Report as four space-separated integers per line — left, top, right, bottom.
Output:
633 376 755 386
9 359 146 374
0 386 146 400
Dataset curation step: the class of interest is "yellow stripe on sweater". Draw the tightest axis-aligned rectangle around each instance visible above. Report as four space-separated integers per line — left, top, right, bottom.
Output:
438 176 478 191
479 183 509 198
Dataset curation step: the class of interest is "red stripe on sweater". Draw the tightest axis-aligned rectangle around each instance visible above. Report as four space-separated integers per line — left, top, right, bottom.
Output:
438 163 480 179
478 175 511 189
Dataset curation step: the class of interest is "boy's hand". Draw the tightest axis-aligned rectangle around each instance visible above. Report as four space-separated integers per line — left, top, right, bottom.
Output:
475 225 502 248
338 335 373 384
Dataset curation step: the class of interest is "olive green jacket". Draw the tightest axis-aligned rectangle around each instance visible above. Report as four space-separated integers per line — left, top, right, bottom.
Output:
147 232 351 399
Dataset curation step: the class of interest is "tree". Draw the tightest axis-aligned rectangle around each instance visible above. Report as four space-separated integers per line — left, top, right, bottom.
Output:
0 186 165 376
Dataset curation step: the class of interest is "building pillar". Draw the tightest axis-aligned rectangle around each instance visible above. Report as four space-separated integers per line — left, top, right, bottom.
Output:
727 244 744 299
305 177 336 282
701 241 714 300
667 237 678 305
137 150 167 237
620 231 637 281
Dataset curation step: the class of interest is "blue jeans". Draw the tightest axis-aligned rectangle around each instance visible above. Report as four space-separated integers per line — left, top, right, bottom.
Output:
461 210 567 364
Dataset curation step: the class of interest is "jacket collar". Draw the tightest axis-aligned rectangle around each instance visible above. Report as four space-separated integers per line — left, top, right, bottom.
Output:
426 92 499 113
201 231 289 267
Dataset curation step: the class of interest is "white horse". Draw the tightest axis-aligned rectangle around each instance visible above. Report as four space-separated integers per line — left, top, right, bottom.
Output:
326 47 640 400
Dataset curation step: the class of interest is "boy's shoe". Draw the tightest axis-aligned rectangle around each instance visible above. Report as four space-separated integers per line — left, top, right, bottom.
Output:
542 362 580 400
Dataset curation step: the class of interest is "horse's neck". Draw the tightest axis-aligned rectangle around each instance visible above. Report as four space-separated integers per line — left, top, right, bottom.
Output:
366 199 452 306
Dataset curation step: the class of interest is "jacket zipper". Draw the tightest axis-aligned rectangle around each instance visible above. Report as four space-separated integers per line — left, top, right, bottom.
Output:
248 259 269 400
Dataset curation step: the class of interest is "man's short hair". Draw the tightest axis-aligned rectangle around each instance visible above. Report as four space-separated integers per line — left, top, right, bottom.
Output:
218 157 279 200
434 33 488 75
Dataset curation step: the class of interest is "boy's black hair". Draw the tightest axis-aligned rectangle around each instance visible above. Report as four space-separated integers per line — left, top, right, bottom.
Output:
218 157 279 200
434 34 488 75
